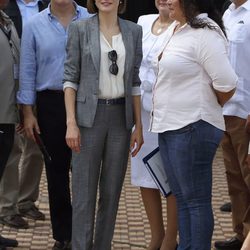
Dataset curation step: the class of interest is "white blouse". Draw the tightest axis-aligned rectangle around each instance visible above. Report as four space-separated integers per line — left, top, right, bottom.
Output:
150 14 238 133
138 14 173 112
98 32 125 99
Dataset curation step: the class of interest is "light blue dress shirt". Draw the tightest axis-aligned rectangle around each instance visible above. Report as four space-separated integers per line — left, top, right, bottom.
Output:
17 4 90 105
16 0 39 28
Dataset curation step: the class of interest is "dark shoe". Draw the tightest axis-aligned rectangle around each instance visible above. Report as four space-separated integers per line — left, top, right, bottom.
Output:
0 234 18 247
220 202 232 212
19 205 45 221
52 241 71 250
214 237 243 250
0 214 29 229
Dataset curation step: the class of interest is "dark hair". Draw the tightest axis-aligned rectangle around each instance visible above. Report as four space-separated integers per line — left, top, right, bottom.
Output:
87 0 127 14
180 0 226 36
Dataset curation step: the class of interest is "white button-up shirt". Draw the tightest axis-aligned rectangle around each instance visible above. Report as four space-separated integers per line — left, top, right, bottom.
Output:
150 14 237 133
222 1 250 119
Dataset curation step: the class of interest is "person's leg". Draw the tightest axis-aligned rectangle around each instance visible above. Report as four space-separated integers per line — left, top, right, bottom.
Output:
93 105 131 250
18 134 44 220
241 231 250 250
222 116 250 241
160 194 178 250
71 105 107 250
140 187 165 250
159 120 223 250
0 124 15 181
0 124 18 248
0 133 28 229
36 91 72 244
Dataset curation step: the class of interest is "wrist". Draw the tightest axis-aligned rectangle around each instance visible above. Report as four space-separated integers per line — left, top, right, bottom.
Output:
67 119 77 126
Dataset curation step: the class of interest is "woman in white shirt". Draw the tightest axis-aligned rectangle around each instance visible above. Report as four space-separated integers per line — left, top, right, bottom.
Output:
131 1 178 249
150 0 237 249
63 0 143 249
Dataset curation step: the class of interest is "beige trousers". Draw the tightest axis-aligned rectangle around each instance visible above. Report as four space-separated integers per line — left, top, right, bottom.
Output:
0 132 44 216
221 116 250 240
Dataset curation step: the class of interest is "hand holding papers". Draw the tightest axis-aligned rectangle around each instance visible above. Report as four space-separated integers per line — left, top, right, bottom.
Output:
143 147 171 197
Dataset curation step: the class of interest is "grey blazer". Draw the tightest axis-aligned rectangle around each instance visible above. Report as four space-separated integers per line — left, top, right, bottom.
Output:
63 14 142 129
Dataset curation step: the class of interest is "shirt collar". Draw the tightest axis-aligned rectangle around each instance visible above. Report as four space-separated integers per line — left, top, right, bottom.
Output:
175 13 208 31
47 1 80 21
229 0 250 11
16 0 40 7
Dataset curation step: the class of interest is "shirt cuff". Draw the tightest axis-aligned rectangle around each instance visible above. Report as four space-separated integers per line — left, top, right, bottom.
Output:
16 90 36 105
63 81 78 91
132 86 141 96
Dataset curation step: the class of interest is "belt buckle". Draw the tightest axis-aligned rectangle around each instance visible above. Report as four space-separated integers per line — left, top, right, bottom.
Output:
106 99 111 105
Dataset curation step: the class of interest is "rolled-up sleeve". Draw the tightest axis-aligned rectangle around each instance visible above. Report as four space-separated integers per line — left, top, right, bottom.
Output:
63 22 81 85
17 21 37 105
198 28 238 92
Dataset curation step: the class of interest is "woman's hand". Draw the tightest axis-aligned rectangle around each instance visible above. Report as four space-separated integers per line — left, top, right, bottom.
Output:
66 123 81 153
130 126 144 157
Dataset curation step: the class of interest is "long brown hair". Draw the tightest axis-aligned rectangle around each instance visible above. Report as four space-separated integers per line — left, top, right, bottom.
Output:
180 0 226 36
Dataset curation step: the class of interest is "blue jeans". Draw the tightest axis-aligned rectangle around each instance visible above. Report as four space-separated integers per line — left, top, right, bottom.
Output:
158 120 223 250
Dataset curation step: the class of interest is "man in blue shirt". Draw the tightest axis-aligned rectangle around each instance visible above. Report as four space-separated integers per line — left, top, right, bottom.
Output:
17 0 90 249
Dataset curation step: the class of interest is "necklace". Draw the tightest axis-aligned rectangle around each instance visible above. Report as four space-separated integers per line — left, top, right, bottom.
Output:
155 19 171 34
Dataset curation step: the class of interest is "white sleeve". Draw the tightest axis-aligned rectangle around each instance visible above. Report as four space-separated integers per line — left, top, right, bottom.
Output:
197 28 238 92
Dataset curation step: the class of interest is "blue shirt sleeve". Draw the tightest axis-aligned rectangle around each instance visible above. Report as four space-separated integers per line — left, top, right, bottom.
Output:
17 20 37 105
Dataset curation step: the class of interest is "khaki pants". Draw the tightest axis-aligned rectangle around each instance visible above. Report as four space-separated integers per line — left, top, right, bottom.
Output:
221 116 250 240
0 132 44 216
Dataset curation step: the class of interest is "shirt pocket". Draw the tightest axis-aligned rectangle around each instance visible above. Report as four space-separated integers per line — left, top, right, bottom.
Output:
227 23 246 43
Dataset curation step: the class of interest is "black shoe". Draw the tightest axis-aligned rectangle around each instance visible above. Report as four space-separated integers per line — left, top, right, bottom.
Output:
52 241 71 250
214 237 243 250
19 205 45 221
0 235 18 247
0 214 29 229
220 202 232 212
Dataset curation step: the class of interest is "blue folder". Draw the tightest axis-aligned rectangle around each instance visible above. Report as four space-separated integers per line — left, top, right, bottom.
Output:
142 147 171 197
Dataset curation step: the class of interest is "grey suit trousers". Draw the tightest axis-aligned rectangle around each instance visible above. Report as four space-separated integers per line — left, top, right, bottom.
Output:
72 104 131 250
0 132 43 216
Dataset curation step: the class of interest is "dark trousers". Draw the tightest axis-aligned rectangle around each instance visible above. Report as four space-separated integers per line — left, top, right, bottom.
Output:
36 90 72 241
0 124 15 180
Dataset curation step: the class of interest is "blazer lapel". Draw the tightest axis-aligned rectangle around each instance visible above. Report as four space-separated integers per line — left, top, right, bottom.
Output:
119 18 134 88
89 15 101 76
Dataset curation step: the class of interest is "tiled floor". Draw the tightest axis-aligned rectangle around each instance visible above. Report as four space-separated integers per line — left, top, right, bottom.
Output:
1 147 234 249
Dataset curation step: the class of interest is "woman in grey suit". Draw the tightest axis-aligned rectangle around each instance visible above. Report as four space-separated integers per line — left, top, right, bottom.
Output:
63 0 143 249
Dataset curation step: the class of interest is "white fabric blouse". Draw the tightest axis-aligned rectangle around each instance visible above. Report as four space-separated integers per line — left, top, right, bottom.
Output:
98 32 125 99
150 14 238 133
138 14 173 112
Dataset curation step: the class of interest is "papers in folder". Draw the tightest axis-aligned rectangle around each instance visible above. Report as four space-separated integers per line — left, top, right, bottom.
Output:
142 147 171 197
